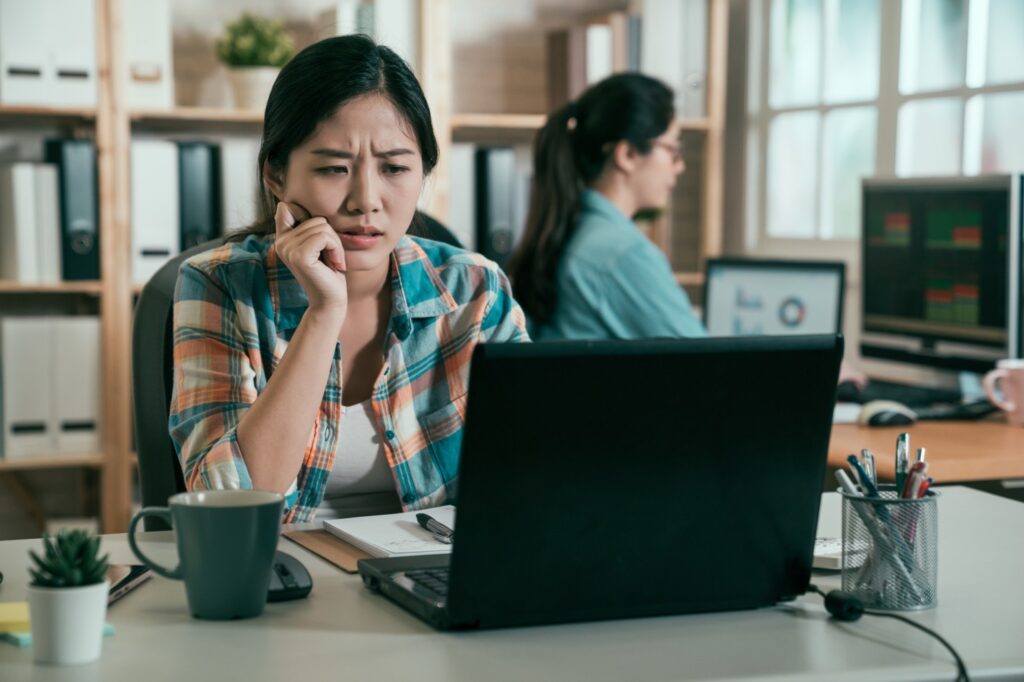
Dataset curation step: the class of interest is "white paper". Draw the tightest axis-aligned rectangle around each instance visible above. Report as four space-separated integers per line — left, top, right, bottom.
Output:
322 505 456 558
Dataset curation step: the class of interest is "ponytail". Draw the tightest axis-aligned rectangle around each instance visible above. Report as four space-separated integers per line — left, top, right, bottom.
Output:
508 73 675 327
507 103 581 325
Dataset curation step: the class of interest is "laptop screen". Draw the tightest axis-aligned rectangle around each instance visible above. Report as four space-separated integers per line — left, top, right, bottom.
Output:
704 259 845 337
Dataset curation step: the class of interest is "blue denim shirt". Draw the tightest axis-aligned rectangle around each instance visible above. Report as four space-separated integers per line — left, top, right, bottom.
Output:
533 189 707 340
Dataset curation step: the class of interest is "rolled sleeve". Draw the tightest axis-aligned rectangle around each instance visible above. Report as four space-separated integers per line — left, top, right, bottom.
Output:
168 262 257 492
479 266 531 343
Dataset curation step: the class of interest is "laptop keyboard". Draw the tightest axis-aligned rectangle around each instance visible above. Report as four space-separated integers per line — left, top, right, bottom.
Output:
405 568 450 596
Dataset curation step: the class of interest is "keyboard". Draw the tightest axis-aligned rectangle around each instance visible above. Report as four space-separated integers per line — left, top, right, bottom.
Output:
913 399 998 421
836 378 962 407
405 568 450 597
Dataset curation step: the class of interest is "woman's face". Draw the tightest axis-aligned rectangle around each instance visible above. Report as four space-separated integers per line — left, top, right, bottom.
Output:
271 94 425 273
629 120 685 211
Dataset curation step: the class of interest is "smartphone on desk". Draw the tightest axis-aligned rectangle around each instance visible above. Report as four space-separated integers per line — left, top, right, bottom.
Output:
107 564 152 606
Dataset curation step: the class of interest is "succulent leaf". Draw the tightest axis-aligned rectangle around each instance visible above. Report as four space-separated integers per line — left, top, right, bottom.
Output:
27 529 109 588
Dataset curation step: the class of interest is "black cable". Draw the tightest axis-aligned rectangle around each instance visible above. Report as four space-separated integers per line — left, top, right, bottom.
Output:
808 584 970 682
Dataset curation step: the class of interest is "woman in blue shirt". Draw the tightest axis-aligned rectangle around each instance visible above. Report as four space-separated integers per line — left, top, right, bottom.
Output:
508 73 706 340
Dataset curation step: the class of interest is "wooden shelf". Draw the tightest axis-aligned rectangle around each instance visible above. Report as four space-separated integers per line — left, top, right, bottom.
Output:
0 104 96 126
129 106 263 132
677 117 711 132
451 113 545 141
452 113 546 130
675 272 706 286
0 280 102 294
450 114 710 135
0 453 104 472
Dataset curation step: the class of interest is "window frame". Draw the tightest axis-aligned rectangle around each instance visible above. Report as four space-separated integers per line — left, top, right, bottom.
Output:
745 0 1024 260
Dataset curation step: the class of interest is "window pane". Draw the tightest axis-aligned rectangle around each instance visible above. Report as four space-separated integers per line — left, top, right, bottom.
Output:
896 98 963 176
769 0 821 107
985 0 1024 85
899 0 967 94
767 111 820 237
971 92 1024 173
820 107 877 239
824 0 880 103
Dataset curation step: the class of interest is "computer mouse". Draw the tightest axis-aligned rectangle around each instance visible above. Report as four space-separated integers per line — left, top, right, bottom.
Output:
858 400 917 427
267 550 313 602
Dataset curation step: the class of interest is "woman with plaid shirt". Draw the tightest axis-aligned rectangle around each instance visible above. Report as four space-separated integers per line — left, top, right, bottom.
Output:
169 35 528 523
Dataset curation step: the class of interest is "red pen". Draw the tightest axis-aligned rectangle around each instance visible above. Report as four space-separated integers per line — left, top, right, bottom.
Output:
915 476 932 499
902 461 928 498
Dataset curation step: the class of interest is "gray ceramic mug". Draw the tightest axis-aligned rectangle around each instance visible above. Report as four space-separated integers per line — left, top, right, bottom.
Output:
128 490 284 620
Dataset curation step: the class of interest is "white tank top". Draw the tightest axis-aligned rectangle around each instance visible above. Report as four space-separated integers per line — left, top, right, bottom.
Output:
317 399 401 520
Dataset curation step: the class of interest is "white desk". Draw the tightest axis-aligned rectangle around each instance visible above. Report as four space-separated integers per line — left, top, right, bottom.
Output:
1 487 1021 681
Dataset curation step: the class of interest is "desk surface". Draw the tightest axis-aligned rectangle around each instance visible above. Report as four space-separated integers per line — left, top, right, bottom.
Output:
1 487 1022 681
830 420 1024 482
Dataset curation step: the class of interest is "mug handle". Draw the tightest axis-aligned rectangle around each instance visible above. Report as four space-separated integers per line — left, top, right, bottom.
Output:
128 507 184 580
983 369 1017 413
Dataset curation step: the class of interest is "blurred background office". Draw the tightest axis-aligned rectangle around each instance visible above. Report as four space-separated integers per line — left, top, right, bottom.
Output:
0 0 1022 539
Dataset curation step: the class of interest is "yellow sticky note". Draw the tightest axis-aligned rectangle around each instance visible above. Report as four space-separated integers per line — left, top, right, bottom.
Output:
0 602 30 633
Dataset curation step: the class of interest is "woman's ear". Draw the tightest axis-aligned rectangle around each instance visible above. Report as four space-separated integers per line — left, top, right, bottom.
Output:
609 140 639 175
262 160 285 201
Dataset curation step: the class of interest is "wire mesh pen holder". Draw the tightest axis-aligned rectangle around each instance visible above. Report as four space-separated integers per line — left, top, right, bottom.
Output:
840 486 938 611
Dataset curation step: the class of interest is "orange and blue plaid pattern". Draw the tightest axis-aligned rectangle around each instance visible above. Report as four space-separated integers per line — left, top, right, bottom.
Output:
169 234 529 522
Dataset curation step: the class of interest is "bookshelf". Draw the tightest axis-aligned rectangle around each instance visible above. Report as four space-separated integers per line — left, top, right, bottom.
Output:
0 0 728 535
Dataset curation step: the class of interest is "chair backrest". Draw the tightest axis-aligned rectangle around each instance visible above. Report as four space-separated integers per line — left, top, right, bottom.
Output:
130 214 462 530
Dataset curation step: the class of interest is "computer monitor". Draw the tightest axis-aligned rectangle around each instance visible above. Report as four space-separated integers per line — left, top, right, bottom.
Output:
702 258 846 336
861 175 1023 373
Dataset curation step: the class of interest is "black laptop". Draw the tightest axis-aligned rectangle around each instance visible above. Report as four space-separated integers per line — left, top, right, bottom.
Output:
358 335 843 630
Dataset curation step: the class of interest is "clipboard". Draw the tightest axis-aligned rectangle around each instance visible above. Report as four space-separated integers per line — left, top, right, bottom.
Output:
282 529 371 574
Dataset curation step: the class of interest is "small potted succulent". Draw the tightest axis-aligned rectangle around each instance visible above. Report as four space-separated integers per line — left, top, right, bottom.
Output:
216 12 295 110
27 529 110 665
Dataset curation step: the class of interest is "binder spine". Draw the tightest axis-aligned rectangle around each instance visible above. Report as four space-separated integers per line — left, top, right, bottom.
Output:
45 140 100 281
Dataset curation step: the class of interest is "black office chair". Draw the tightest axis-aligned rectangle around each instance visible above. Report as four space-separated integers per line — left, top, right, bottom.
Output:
131 214 462 530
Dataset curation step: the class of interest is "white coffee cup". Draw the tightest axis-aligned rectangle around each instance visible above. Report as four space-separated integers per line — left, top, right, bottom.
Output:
983 359 1024 426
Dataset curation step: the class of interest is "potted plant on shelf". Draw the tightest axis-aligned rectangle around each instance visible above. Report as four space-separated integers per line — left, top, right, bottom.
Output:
26 529 110 665
216 12 295 111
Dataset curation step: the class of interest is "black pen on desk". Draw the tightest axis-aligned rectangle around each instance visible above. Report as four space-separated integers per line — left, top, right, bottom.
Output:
416 513 454 544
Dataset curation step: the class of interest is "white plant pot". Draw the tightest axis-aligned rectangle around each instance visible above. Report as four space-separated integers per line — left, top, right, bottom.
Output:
226 66 279 111
27 580 109 665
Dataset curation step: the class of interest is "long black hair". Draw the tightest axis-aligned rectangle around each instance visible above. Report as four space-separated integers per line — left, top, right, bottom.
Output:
232 34 438 239
507 73 675 326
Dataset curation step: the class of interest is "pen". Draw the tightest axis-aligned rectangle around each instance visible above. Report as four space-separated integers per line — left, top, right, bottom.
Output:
902 461 928 499
916 447 926 464
416 513 454 544
861 449 877 487
847 454 879 497
895 433 910 493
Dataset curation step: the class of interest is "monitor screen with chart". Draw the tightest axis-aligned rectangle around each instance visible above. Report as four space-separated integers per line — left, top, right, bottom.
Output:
703 259 845 337
860 175 1022 373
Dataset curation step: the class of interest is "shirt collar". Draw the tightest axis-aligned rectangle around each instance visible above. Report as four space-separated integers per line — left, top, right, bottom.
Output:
579 188 634 229
265 235 457 339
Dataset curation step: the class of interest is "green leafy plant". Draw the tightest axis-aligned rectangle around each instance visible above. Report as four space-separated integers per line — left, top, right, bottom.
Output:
216 13 295 68
28 529 109 588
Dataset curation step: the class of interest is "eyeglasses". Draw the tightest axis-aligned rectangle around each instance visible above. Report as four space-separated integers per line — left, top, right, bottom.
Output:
652 140 683 164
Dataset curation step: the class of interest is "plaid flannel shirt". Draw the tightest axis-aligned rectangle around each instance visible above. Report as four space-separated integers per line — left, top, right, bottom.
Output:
169 234 529 522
